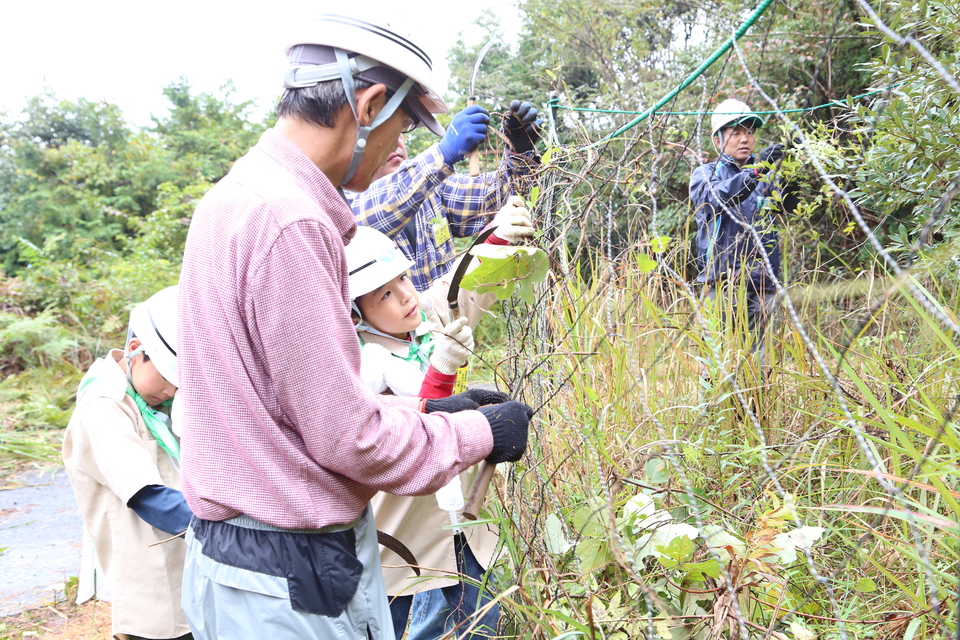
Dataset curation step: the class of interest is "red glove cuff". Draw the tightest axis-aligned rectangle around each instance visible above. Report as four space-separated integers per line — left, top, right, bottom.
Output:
484 233 510 246
418 365 458 399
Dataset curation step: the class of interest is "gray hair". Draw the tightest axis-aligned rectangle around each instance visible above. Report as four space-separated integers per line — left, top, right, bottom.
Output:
276 78 374 128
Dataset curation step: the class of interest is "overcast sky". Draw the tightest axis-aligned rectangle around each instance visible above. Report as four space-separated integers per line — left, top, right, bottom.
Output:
1 1 522 127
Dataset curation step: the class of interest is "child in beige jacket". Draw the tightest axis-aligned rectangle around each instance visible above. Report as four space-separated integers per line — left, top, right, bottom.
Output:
62 286 193 640
347 197 533 640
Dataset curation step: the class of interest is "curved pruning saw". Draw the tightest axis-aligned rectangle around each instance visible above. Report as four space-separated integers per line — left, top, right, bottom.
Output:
467 39 496 177
444 227 506 521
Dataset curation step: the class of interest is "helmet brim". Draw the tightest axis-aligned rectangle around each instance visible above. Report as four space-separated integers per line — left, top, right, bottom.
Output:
408 91 446 137
712 113 765 136
733 114 765 130
349 255 416 299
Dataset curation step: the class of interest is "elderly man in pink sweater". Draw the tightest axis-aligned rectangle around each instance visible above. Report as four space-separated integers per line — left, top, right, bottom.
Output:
175 12 533 640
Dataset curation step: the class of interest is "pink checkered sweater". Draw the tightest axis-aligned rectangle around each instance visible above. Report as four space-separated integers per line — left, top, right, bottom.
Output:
177 129 493 529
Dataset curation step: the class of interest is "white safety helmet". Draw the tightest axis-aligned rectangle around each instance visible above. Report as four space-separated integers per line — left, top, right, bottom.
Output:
710 99 765 137
346 226 414 315
127 285 179 388
283 13 448 185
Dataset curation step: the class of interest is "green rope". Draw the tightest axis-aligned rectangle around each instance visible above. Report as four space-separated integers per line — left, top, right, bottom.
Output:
582 0 777 150
550 84 903 117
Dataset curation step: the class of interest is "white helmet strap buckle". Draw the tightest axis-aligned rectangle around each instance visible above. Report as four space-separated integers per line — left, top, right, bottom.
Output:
283 54 381 89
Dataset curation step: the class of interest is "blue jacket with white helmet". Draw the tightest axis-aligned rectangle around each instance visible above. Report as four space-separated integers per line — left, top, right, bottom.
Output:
689 152 782 292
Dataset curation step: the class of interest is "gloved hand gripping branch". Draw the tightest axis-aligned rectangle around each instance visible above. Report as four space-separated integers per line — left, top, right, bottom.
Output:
486 195 535 245
501 100 542 153
438 105 490 166
727 142 787 203
479 401 533 463
423 388 510 413
758 143 784 170
429 317 474 375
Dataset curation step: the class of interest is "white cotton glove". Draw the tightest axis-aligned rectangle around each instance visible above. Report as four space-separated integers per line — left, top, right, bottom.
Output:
430 316 474 375
492 195 535 244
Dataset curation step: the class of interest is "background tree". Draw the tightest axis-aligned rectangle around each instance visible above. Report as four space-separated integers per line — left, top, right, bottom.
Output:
846 0 960 257
0 82 267 273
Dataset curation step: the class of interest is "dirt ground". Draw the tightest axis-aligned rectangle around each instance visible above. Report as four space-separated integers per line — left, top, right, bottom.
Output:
0 598 112 640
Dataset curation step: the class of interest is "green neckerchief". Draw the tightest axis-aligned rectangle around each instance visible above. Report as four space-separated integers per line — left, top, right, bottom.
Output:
125 389 180 462
401 330 435 372
77 375 180 461
357 311 435 372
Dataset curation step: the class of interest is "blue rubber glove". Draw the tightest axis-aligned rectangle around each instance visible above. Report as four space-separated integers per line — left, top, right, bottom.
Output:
128 484 193 536
502 100 542 153
438 105 490 166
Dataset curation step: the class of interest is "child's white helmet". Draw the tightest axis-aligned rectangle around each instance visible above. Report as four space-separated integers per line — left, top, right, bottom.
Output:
128 285 179 387
346 226 414 302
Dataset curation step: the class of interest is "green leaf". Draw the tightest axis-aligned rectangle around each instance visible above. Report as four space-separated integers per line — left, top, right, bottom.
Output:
460 245 549 303
636 253 657 273
903 618 923 640
583 386 600 406
529 186 540 208
682 559 722 582
650 236 671 253
541 148 555 166
644 457 670 484
654 535 695 564
544 513 572 555
575 537 611 573
855 577 877 592
571 500 608 537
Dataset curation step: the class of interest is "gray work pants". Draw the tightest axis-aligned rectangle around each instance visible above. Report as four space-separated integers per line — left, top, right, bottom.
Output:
182 506 393 640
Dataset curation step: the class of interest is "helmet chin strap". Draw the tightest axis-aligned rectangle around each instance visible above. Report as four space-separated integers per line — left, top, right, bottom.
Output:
335 48 414 186
124 348 143 389
352 300 431 351
353 301 408 343
713 129 723 154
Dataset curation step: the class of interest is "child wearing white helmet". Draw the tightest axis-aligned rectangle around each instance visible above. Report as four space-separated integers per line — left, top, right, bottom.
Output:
348 224 483 399
346 224 515 640
62 285 193 640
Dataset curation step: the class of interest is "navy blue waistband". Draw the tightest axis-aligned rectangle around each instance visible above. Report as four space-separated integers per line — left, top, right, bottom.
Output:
191 516 364 618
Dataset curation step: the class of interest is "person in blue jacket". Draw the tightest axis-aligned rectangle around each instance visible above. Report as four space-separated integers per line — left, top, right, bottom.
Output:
689 98 787 359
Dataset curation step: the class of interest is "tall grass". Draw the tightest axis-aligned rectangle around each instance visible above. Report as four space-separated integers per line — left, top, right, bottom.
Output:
474 245 960 639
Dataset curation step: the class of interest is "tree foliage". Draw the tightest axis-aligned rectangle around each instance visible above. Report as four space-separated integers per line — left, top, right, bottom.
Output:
442 0 886 281
847 0 960 250
0 81 266 272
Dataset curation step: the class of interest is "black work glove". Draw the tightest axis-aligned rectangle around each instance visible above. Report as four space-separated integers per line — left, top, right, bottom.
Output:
479 401 533 463
502 100 542 153
424 392 480 414
423 389 511 414
463 388 510 406
758 143 784 167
